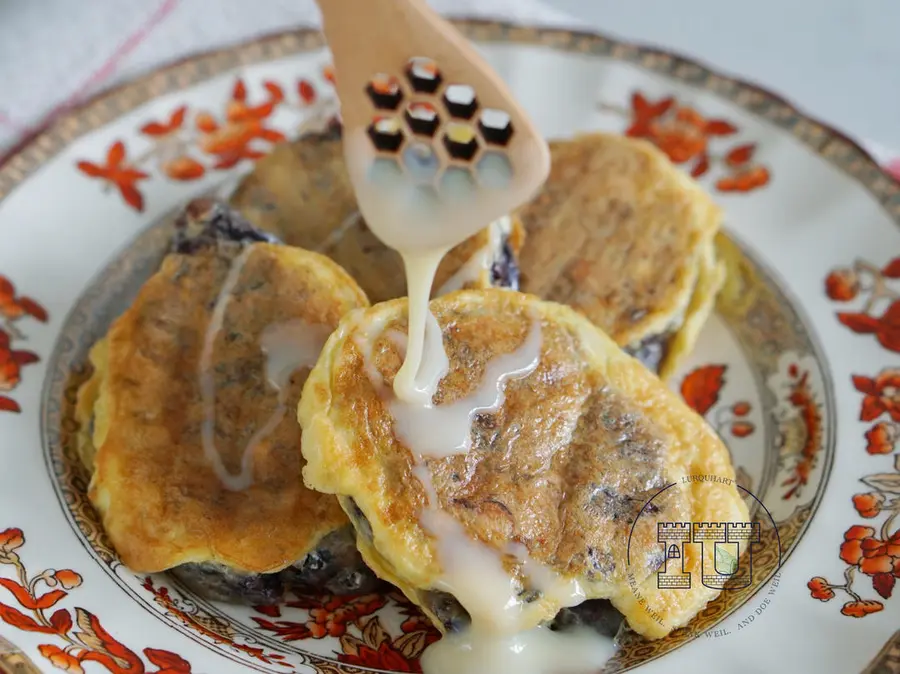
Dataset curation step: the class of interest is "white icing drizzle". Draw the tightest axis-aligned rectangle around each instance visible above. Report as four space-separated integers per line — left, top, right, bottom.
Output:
393 250 448 403
199 249 328 491
420 507 526 631
315 210 363 253
415 474 612 674
343 125 614 673
361 319 583 620
421 626 616 674
435 215 508 296
260 319 333 391
436 247 491 297
507 542 586 610
352 314 393 391
390 321 541 459
344 127 524 406
417 310 451 398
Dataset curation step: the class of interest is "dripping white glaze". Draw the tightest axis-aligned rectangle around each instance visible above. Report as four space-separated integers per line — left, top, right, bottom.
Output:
199 249 328 490
352 314 393 391
342 123 613 673
412 413 615 674
345 127 537 405
390 320 541 459
419 507 527 631
314 210 363 253
393 251 449 404
359 316 600 621
416 518 616 674
436 244 491 297
507 542 586 609
435 215 509 296
357 319 563 631
397 321 548 632
420 626 617 674
415 508 616 674
415 502 587 637
260 319 333 391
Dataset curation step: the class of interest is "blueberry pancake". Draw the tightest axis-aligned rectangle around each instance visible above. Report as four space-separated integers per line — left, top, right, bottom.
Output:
299 289 748 639
228 130 524 302
515 132 725 378
75 202 380 604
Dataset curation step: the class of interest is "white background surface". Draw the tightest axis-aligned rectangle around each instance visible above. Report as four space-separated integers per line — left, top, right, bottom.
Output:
0 0 898 153
552 0 900 153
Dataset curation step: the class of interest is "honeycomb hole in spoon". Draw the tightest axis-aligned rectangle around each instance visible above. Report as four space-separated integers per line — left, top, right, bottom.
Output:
403 142 440 183
440 166 478 201
442 84 478 120
442 122 479 162
478 109 514 146
363 57 515 199
405 102 441 137
405 56 443 94
475 152 513 190
367 116 405 153
366 74 404 110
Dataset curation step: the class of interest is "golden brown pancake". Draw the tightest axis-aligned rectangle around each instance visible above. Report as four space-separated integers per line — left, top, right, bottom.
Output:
76 201 378 604
299 289 748 639
229 130 525 302
515 132 725 379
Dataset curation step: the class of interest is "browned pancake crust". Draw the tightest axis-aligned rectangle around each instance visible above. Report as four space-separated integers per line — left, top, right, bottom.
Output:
300 290 746 637
515 133 723 375
89 242 368 574
229 133 524 302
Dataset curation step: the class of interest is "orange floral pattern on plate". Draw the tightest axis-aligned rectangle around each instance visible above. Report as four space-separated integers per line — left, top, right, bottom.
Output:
0 275 47 414
680 362 822 500
814 255 900 616
681 364 756 439
252 594 388 641
141 577 291 667
808 368 900 617
679 364 755 493
77 78 774 214
778 364 824 500
75 71 338 212
0 528 195 673
600 92 771 193
825 257 900 353
251 591 440 673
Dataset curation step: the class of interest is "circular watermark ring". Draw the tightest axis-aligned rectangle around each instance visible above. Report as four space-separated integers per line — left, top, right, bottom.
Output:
624 473 783 639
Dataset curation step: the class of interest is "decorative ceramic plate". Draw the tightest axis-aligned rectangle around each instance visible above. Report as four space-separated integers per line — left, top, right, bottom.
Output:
1 20 899 674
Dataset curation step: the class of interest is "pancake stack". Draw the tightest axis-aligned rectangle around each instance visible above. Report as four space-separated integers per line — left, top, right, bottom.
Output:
76 201 380 603
515 133 724 379
299 290 747 639
75 130 742 644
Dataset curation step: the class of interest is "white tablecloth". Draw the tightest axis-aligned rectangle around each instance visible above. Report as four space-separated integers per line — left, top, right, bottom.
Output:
1 0 897 179
0 0 579 156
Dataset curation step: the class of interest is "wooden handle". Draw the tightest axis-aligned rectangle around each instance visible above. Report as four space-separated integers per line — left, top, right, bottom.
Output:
315 0 543 144
316 0 550 221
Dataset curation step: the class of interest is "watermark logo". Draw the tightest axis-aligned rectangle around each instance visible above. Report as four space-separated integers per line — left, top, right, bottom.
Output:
625 474 783 638
657 521 761 590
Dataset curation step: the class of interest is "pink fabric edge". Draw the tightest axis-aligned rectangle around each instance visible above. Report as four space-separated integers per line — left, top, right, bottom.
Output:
886 159 900 181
